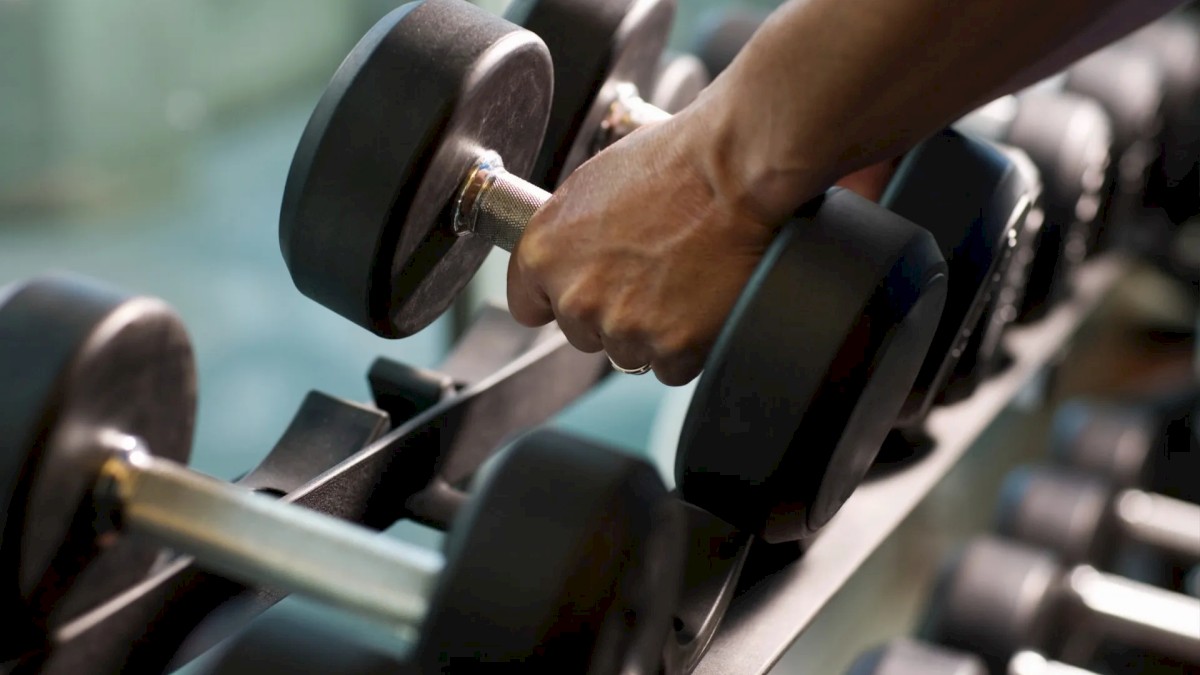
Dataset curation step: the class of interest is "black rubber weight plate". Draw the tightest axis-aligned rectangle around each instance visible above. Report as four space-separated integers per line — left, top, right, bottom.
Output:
0 275 195 642
677 188 948 543
1008 93 1111 321
417 428 685 673
921 537 1059 669
506 0 675 187
881 129 1026 426
280 0 553 337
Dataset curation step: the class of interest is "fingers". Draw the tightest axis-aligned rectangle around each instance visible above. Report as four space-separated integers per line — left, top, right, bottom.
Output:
650 352 705 387
506 243 554 327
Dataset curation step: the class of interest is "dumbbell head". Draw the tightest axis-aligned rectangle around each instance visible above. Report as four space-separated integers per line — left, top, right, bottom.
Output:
417 428 684 671
846 640 988 675
920 537 1062 670
691 7 769 78
1006 93 1113 235
676 190 948 542
940 141 1044 402
280 0 553 337
0 274 196 634
651 52 710 114
1123 15 1200 182
1063 47 1165 194
1006 93 1113 318
1050 399 1158 489
881 129 1028 424
504 0 676 187
996 466 1116 566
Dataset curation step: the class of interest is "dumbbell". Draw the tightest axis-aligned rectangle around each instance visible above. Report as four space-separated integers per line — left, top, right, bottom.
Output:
687 9 1034 422
651 51 710 114
0 274 686 672
996 465 1200 573
1122 13 1200 224
957 92 1113 322
920 536 1200 671
937 142 1045 403
501 0 677 188
1051 388 1200 504
282 0 950 544
847 640 1102 675
1051 46 1167 250
876 129 1030 433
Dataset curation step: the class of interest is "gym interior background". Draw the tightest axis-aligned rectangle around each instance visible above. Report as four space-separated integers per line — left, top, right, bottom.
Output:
1 1 1197 674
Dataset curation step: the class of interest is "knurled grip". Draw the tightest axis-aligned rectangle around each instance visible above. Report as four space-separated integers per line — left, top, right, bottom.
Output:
474 170 549 252
454 152 550 253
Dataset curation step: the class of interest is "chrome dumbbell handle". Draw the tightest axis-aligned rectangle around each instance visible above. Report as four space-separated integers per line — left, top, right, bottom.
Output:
1062 564 1200 664
1007 651 1097 675
1114 488 1200 561
95 432 442 638
453 83 672 252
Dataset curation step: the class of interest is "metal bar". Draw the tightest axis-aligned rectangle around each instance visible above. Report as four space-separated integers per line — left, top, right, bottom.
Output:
1008 651 1099 675
692 256 1127 675
1064 564 1200 663
1114 488 1200 560
102 446 441 637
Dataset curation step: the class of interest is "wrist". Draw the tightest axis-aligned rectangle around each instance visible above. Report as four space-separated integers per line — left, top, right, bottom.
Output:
684 78 830 226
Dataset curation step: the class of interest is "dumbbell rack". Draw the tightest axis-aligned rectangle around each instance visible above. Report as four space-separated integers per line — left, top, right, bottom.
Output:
693 254 1129 675
22 255 1128 675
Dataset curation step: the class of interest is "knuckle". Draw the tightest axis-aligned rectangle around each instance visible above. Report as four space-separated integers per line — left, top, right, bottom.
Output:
557 285 602 323
516 231 553 275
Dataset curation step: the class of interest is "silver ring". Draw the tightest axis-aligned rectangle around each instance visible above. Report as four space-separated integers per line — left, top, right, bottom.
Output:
608 355 652 375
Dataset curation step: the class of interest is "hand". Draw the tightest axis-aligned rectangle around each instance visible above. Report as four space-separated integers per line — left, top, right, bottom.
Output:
506 110 779 386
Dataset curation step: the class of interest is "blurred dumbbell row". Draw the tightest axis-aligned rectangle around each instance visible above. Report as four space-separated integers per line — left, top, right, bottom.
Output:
842 385 1199 675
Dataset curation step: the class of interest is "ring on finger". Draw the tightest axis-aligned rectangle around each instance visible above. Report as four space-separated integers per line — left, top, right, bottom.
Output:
607 355 652 375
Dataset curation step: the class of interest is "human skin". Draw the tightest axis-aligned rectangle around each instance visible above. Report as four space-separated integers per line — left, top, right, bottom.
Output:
507 0 1186 385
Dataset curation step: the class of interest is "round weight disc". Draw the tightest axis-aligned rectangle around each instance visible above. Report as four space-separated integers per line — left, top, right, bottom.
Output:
996 466 1112 566
940 143 1042 405
418 428 685 672
1049 400 1156 488
921 537 1060 670
677 188 948 543
506 0 675 187
650 52 710 114
1008 93 1113 321
1064 48 1164 197
280 0 553 337
0 275 195 632
882 129 1027 425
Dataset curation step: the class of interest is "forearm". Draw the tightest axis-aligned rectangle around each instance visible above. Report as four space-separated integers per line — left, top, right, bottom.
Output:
689 0 1178 222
